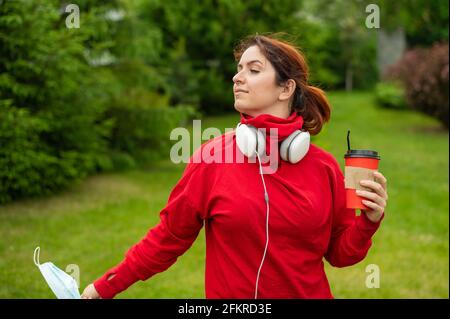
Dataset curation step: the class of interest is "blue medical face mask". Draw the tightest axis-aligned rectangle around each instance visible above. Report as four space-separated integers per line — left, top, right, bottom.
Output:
34 247 81 299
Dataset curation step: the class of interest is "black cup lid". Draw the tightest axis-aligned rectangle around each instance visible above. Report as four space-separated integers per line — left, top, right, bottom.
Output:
345 149 380 159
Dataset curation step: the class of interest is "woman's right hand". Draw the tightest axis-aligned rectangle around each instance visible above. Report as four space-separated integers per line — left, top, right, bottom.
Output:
81 283 101 299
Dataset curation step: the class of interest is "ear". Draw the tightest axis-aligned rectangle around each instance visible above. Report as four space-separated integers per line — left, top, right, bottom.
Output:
278 79 296 102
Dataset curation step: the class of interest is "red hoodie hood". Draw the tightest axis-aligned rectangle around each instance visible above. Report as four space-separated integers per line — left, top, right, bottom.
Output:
239 111 304 155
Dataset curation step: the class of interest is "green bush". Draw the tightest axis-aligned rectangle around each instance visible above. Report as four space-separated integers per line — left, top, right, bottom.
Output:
385 43 449 128
374 81 408 110
107 101 200 167
0 1 115 204
109 151 137 172
0 104 98 203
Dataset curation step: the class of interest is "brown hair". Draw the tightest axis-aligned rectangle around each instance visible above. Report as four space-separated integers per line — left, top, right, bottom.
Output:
233 33 331 135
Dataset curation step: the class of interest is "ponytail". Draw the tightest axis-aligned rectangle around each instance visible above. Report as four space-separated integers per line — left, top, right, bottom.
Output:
294 85 331 136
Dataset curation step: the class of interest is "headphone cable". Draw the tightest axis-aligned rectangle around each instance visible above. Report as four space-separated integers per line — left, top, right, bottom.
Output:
254 151 270 299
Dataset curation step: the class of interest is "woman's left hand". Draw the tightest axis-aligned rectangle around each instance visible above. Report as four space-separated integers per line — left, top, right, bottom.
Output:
356 171 388 223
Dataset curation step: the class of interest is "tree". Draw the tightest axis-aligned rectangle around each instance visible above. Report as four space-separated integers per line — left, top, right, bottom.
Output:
377 0 449 47
138 0 307 114
297 0 379 91
0 0 115 202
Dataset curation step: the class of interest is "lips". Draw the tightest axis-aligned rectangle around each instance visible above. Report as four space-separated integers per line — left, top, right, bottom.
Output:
234 89 248 94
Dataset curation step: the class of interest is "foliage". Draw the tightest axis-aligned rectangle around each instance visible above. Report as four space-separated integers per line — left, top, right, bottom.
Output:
107 101 199 165
0 0 113 203
377 0 449 47
374 81 408 110
138 0 308 114
295 0 379 91
0 0 197 203
384 42 449 128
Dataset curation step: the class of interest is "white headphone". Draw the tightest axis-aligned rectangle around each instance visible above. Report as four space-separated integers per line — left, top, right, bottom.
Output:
235 121 310 299
235 122 311 163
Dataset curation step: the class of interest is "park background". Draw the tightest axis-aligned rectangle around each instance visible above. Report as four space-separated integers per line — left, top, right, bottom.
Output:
0 0 448 298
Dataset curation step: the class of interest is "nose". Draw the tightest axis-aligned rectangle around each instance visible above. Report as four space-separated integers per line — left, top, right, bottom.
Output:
232 70 244 84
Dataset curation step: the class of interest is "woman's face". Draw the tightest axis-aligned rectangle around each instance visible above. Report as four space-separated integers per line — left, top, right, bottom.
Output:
232 45 284 115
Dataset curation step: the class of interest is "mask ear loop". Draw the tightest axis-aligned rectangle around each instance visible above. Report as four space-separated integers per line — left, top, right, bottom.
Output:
34 246 41 267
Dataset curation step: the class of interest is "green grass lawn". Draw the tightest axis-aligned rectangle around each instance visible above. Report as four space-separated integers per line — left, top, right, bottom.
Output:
0 91 448 298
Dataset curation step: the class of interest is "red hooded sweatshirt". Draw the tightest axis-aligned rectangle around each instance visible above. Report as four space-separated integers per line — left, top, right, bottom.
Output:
93 112 383 299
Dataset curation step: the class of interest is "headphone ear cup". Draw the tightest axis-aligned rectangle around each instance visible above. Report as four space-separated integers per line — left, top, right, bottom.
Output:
236 124 266 158
280 130 310 164
236 123 266 158
254 126 266 157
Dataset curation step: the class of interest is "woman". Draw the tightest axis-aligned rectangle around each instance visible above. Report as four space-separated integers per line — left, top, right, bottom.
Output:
82 34 388 299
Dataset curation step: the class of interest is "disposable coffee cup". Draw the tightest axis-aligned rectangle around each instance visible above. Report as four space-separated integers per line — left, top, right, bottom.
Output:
344 149 380 210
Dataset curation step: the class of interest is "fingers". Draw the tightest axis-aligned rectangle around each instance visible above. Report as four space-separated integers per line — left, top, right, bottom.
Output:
361 199 382 210
358 172 387 223
357 171 388 216
356 189 386 208
359 180 387 200
81 284 97 299
374 171 387 186
374 171 388 197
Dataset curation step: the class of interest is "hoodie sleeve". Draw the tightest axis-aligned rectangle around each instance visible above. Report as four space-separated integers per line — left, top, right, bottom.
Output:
93 158 212 299
324 156 384 268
